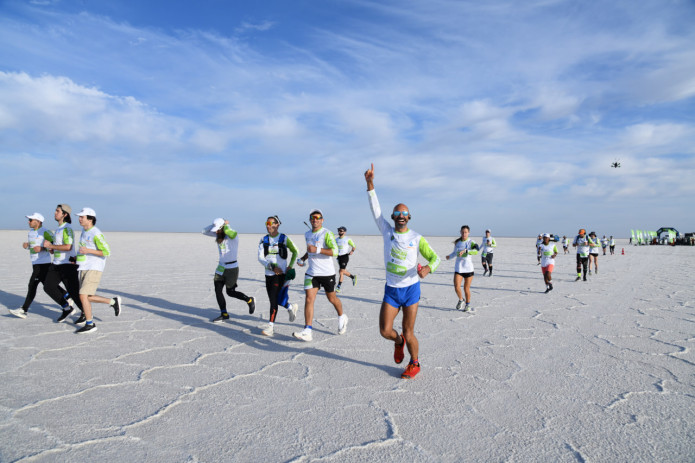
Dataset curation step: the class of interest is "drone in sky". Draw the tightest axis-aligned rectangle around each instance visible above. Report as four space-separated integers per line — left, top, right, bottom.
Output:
611 159 621 168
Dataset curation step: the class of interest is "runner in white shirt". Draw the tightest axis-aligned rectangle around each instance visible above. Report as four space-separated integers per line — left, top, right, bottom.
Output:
535 234 543 265
292 209 347 342
446 226 479 311
335 227 357 293
537 233 558 293
562 235 570 254
573 228 590 281
609 236 616 255
74 208 122 333
365 163 440 380
588 231 600 275
480 229 496 277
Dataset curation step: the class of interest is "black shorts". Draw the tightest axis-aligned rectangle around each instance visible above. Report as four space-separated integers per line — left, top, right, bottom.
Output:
337 254 350 270
305 274 336 293
455 271 474 278
481 253 493 265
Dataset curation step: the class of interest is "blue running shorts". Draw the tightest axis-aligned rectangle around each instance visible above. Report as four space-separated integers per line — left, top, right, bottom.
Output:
383 282 421 309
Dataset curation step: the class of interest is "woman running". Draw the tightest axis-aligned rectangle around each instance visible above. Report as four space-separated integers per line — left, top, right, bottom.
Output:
446 225 478 312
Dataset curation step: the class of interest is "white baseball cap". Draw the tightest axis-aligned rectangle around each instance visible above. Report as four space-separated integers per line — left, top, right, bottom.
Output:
210 218 225 232
309 208 323 217
77 207 97 217
543 233 551 238
26 212 45 222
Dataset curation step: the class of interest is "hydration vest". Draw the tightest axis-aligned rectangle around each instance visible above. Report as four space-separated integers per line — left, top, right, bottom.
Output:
263 234 288 259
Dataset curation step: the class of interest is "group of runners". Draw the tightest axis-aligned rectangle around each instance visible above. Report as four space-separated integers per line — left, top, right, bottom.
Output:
11 205 122 333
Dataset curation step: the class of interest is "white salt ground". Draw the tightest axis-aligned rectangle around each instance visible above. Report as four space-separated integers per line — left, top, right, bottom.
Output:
1 231 693 462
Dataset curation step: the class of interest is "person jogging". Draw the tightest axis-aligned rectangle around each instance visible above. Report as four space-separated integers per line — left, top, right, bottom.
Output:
292 209 348 341
257 215 299 336
74 208 122 333
335 226 357 293
365 163 440 379
203 218 255 323
480 229 496 277
573 228 590 281
10 212 75 319
609 236 616 255
446 225 479 312
588 231 600 274
562 235 570 254
536 234 543 265
538 233 558 293
42 204 84 322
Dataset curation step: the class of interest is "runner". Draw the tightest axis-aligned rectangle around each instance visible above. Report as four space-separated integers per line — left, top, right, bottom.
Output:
601 235 608 256
446 225 479 312
74 208 122 333
588 231 600 274
480 229 496 277
335 226 357 293
609 235 616 255
292 209 347 342
536 234 543 265
9 212 74 319
562 235 569 254
202 218 255 323
257 215 299 336
538 233 558 293
365 163 440 379
42 204 84 322
572 228 590 281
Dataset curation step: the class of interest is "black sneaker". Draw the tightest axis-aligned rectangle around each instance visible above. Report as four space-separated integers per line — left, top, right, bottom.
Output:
57 307 74 323
544 287 550 294
75 313 87 325
111 296 122 317
575 276 581 281
548 283 553 291
76 323 97 334
248 297 256 315
212 313 230 323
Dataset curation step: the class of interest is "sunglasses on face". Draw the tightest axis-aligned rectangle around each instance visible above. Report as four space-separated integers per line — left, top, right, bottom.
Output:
265 221 278 226
392 211 409 217
310 216 323 220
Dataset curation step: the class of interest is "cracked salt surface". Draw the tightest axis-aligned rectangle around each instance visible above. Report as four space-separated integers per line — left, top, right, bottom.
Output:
1 232 694 462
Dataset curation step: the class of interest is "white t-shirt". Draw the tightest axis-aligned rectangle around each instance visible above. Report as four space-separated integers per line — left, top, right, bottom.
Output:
52 222 76 265
77 226 110 272
27 227 53 265
304 227 338 277
448 239 478 273
539 243 558 267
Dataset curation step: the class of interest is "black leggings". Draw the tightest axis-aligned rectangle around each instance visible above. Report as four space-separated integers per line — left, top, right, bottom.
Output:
44 264 83 311
576 255 588 276
23 264 68 310
214 280 249 313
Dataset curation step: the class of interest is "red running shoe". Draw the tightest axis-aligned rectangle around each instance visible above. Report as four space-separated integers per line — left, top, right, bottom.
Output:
394 334 406 364
401 361 420 379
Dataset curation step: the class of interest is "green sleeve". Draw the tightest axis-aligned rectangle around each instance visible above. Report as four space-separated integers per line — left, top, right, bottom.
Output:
94 234 111 257
286 236 298 268
348 239 356 249
63 228 74 245
324 231 338 257
468 240 479 255
223 224 238 239
43 230 55 244
491 238 496 248
418 237 441 272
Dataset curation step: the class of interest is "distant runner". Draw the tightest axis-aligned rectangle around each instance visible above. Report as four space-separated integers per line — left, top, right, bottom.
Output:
480 229 496 277
446 226 479 312
562 235 569 254
536 234 543 265
573 228 590 281
365 163 440 379
335 226 357 293
588 231 600 274
609 236 616 255
601 235 608 256
538 233 558 293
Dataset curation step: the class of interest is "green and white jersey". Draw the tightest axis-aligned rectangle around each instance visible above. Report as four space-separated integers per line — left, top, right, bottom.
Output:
448 239 479 273
588 236 600 255
52 222 76 265
304 227 338 277
480 236 496 255
563 238 570 247
573 235 590 257
336 236 356 256
368 189 440 288
258 233 298 276
77 226 110 271
203 224 240 274
539 243 558 267
27 227 54 265
610 238 615 246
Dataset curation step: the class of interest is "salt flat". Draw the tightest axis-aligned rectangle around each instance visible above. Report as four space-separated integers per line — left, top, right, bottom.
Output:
1 231 693 462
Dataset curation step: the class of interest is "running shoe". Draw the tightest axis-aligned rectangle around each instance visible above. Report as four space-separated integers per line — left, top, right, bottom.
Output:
111 296 122 317
588 270 592 276
336 285 342 294
394 334 406 364
575 276 581 281
288 303 299 322
338 314 348 334
261 324 274 337
293 327 313 342
401 361 420 379
455 300 464 310
247 297 256 315
544 286 551 294
352 275 357 286
76 323 97 334
75 313 86 325
463 303 472 312
212 313 230 323
483 270 488 276
57 307 74 323
9 308 27 319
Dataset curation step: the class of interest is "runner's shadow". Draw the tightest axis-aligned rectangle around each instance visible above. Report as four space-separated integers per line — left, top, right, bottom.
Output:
0 289 61 320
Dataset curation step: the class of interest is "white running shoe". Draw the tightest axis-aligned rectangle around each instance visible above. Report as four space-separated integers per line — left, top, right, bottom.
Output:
293 328 313 342
288 303 299 323
455 300 464 310
262 324 274 337
9 308 27 319
463 303 472 312
338 314 348 335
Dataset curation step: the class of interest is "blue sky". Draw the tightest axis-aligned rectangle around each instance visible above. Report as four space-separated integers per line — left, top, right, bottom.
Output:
1 0 694 237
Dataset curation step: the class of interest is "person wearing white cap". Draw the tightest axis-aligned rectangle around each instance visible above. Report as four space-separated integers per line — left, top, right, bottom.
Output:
335 226 357 293
73 207 122 333
42 204 84 322
480 229 496 277
292 208 347 342
588 231 600 275
538 233 558 293
202 218 255 323
9 212 73 319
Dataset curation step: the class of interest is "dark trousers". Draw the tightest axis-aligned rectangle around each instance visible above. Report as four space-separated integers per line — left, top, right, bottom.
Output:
44 263 83 311
23 264 67 310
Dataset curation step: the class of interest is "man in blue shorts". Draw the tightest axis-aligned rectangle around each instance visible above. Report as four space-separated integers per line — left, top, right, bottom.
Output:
365 164 440 379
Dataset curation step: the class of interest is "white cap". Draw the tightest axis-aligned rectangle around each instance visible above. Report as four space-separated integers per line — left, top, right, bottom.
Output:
26 212 45 222
210 218 225 232
309 208 323 217
543 233 551 238
485 229 491 233
77 207 97 217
